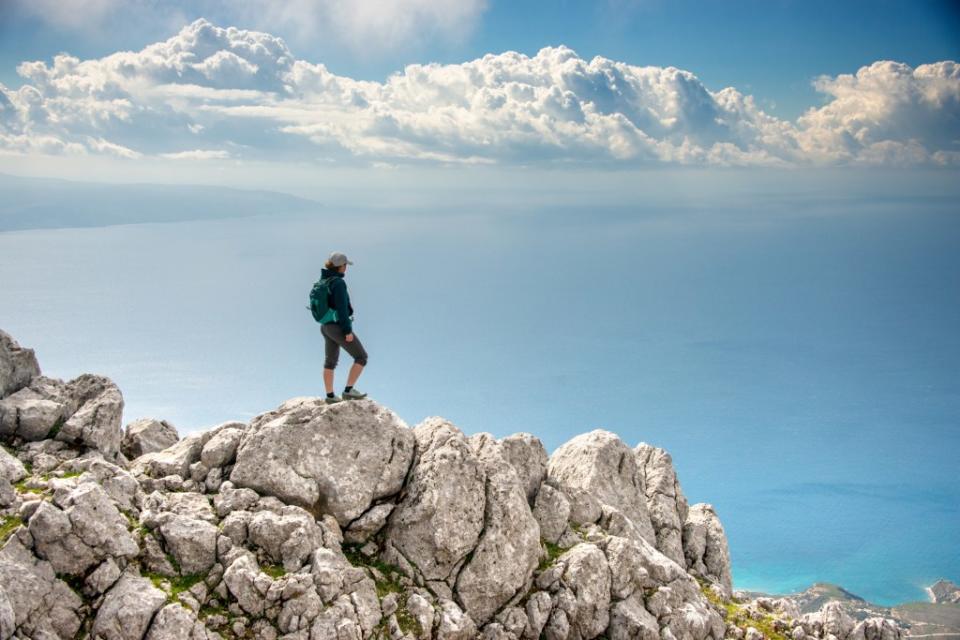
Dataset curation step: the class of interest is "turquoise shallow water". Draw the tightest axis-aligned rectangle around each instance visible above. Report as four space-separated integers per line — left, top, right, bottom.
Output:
0 198 957 605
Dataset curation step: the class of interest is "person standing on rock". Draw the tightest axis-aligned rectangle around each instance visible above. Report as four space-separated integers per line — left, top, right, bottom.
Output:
319 252 368 404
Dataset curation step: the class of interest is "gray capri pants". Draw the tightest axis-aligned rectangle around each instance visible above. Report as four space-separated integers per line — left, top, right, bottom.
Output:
321 322 368 369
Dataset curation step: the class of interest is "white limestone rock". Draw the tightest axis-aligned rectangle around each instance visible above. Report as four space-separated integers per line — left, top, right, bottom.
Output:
200 426 244 468
435 598 478 640
146 603 218 640
55 374 125 458
0 387 64 441
454 432 541 625
159 514 218 574
122 418 179 460
546 430 656 546
0 446 26 484
29 483 139 576
133 434 205 479
683 502 734 598
533 483 572 545
92 572 169 640
230 397 414 525
381 417 486 591
499 432 548 503
343 502 395 544
608 594 659 640
635 442 689 567
0 535 83 640
247 506 325 571
0 330 40 399
224 553 273 616
545 543 612 640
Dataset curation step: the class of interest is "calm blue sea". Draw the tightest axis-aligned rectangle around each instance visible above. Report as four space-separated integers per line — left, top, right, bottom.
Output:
0 195 957 606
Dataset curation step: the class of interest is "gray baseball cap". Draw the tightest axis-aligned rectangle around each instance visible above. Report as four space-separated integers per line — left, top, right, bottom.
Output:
328 251 354 267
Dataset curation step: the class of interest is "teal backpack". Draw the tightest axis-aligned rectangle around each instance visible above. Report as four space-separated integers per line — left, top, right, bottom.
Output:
308 277 339 324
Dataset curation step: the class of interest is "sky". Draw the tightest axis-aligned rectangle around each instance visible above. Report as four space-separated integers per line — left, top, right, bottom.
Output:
0 0 959 186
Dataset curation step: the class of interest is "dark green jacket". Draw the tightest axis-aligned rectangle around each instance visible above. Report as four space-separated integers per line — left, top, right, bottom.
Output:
320 267 354 334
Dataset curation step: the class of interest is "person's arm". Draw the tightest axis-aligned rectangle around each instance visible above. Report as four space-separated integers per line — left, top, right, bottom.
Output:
332 279 353 335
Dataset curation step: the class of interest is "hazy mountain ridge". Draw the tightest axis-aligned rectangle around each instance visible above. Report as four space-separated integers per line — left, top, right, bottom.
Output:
0 174 319 232
0 329 931 639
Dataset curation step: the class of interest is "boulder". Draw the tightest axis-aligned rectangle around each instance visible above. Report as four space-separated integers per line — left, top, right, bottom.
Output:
435 598 478 640
200 426 243 468
0 535 84 639
533 483 572 545
499 432 548 503
133 434 204 479
91 572 168 640
145 603 214 640
122 418 179 459
159 514 218 575
381 417 486 591
29 482 139 576
0 387 64 441
547 430 656 546
454 433 541 625
343 502 394 544
224 553 274 616
544 543 612 640
0 447 26 484
230 397 414 525
0 330 40 399
55 374 124 457
247 506 325 571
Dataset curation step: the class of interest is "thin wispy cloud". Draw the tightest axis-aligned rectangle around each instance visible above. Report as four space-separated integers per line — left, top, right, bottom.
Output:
1 20 958 168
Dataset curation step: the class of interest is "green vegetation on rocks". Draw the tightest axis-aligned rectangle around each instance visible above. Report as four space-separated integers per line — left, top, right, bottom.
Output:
0 514 22 544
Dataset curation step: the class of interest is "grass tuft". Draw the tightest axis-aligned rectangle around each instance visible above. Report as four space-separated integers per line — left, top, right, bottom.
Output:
538 538 568 571
1 515 23 544
13 479 43 494
263 564 286 579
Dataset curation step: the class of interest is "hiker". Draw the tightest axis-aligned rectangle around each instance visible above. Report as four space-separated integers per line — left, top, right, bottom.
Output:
317 251 368 404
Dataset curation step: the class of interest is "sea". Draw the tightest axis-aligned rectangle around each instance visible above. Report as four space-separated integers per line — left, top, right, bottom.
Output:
0 189 957 606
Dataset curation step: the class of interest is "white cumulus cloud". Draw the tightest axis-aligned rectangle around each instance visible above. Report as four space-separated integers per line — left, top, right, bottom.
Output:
1 19 958 168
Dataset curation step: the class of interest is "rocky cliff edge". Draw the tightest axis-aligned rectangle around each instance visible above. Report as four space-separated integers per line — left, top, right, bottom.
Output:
0 329 906 640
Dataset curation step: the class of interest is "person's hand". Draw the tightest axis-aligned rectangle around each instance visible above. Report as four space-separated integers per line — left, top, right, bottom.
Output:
346 333 354 343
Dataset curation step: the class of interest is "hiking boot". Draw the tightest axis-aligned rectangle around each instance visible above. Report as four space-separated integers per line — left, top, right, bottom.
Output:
324 394 343 404
342 387 367 400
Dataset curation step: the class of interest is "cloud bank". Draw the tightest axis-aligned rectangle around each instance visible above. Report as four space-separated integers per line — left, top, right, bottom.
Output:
1 19 958 168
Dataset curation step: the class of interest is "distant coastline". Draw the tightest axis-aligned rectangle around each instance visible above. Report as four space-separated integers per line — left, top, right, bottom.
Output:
735 581 960 638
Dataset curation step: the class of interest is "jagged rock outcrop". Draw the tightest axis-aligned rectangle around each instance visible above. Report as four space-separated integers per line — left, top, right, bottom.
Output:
635 442 689 567
684 503 734 598
546 430 657 546
0 330 39 399
1 327 909 640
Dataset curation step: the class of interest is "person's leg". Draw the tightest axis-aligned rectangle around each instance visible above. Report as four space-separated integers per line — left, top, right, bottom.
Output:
321 324 340 393
342 334 368 389
346 362 364 387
